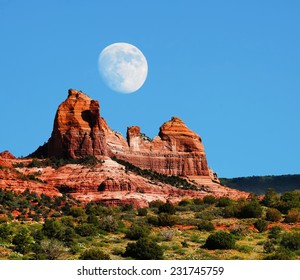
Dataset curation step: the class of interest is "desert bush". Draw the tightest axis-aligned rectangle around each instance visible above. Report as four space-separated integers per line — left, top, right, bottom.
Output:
264 248 296 260
34 239 66 260
157 213 177 226
147 215 159 226
178 199 192 206
238 200 263 218
0 224 14 242
266 208 282 222
124 237 163 260
280 232 300 251
192 198 203 205
277 191 300 213
125 224 150 240
203 231 236 250
284 208 300 223
137 207 148 216
99 215 119 232
203 195 217 205
69 207 86 218
42 218 64 239
216 197 232 207
0 216 10 224
161 230 174 241
230 224 249 238
75 223 97 237
197 220 215 232
223 204 240 218
149 200 164 209
254 219 268 232
263 240 276 253
268 226 284 241
12 227 34 254
79 248 110 260
158 202 176 214
261 188 280 207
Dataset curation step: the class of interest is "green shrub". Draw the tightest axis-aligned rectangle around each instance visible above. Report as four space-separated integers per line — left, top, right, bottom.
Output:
125 224 150 240
137 208 148 216
268 226 284 241
158 202 176 214
264 248 296 260
254 219 268 233
147 215 159 226
0 224 14 242
79 248 110 260
284 209 300 223
99 215 119 232
192 198 203 205
216 197 232 207
263 240 276 253
12 227 34 254
203 231 236 250
157 213 177 226
75 223 97 237
197 220 215 232
223 204 240 218
42 218 64 239
261 188 280 208
178 199 192 206
203 195 217 205
149 200 164 208
280 232 300 251
238 201 263 218
69 207 86 218
266 208 282 222
124 237 163 260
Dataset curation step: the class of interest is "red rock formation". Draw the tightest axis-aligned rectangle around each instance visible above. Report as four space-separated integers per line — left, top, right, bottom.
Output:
0 150 16 159
18 88 249 206
47 89 210 177
48 89 108 158
0 157 248 207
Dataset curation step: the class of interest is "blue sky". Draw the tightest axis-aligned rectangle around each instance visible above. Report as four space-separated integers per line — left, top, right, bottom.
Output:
0 0 299 178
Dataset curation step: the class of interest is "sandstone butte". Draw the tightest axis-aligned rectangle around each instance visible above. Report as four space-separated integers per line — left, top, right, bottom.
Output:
0 89 249 207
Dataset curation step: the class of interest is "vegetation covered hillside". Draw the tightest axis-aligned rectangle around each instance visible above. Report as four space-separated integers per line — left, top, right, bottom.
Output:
0 188 299 260
220 174 300 195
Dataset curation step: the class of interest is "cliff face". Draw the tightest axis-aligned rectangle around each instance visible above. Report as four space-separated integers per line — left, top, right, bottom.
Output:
104 117 209 176
46 89 210 177
48 89 108 158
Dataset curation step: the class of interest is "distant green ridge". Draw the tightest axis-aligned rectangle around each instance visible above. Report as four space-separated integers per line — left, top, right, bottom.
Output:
220 174 300 195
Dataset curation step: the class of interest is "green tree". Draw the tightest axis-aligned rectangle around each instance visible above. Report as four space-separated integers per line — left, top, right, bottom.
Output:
12 227 34 254
42 218 64 239
261 188 280 207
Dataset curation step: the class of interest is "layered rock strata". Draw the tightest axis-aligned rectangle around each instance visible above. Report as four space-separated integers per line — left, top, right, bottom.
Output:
48 89 108 158
46 89 210 177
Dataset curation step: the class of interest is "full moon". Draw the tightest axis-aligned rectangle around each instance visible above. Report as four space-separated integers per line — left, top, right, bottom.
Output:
98 42 148 94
